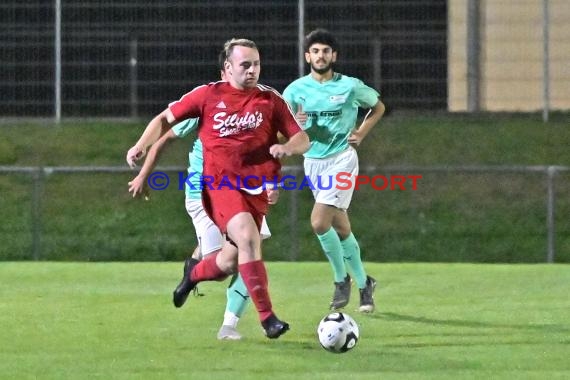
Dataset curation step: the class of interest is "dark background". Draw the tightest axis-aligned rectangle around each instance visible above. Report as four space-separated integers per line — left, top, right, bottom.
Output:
0 0 447 117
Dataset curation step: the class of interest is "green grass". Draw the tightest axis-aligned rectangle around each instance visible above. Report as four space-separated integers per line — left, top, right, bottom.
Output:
1 262 569 379
1 113 570 262
371 112 570 166
1 112 569 167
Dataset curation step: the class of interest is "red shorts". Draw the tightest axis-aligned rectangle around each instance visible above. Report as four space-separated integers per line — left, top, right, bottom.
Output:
202 188 268 234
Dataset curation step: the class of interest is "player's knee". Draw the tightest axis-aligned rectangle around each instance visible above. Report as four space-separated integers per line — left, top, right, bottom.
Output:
230 229 261 261
311 219 332 235
216 256 236 273
336 226 352 240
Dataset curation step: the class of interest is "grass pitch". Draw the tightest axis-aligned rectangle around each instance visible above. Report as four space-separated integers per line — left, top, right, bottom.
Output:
1 262 569 379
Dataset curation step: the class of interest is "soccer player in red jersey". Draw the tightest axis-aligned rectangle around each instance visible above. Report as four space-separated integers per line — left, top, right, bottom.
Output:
126 38 309 339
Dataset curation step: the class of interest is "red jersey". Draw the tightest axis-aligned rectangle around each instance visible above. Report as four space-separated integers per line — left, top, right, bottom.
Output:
170 81 302 189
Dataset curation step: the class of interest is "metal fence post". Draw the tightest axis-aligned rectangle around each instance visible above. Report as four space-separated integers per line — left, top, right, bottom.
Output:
373 39 382 92
54 0 62 123
288 166 301 261
542 0 550 123
546 166 556 263
297 0 305 78
289 185 299 261
467 0 481 112
130 38 138 119
31 167 44 260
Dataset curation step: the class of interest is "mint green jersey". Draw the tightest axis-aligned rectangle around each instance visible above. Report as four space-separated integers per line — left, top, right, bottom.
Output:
171 118 202 200
283 73 379 158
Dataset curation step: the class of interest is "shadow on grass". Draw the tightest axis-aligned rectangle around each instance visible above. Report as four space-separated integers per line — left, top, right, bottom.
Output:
378 312 570 334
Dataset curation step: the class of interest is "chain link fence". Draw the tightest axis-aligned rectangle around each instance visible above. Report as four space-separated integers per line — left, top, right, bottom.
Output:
1 0 447 118
1 165 568 262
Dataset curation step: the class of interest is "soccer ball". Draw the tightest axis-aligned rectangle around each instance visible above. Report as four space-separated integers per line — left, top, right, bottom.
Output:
317 312 359 353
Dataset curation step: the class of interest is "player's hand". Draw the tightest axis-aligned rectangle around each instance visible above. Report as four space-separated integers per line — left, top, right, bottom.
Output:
267 188 280 205
126 145 146 169
269 144 291 158
128 175 150 200
348 130 364 147
295 104 307 127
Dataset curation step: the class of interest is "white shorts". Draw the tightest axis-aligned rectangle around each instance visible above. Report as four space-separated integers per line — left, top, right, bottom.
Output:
185 198 271 258
303 147 358 210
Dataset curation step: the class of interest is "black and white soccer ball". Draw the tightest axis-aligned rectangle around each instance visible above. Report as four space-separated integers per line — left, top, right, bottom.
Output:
317 312 359 353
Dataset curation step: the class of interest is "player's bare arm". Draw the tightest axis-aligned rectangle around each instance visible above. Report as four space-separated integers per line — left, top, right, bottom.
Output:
348 100 386 146
126 108 176 168
269 130 310 158
128 129 178 197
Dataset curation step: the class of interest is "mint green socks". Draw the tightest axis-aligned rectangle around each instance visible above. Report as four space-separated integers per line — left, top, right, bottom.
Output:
317 228 348 283
225 274 249 318
341 232 367 288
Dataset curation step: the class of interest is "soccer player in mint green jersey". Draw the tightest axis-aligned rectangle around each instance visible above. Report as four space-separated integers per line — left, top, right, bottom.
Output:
283 29 386 312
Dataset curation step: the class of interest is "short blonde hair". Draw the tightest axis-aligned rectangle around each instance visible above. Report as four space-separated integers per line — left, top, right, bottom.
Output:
223 38 258 62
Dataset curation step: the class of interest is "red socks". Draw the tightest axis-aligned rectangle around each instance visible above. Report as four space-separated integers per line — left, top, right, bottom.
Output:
190 256 274 322
190 253 228 282
239 260 273 321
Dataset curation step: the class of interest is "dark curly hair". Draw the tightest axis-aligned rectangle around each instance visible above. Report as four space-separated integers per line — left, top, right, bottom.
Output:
303 29 339 53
